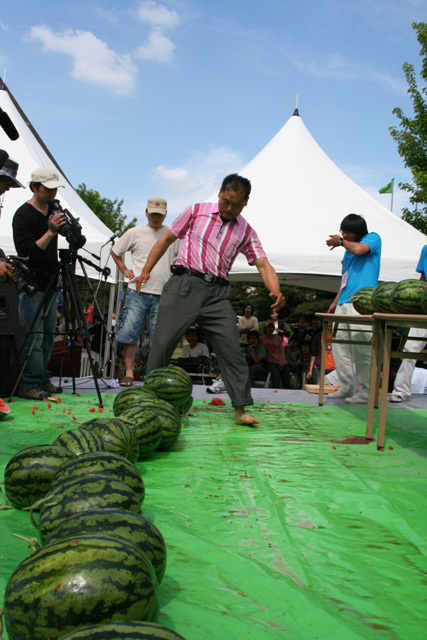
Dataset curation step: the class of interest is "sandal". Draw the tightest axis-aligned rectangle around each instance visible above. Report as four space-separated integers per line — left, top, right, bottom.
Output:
120 376 134 387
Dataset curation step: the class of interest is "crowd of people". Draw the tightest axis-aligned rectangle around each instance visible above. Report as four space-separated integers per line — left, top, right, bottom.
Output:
1 160 426 421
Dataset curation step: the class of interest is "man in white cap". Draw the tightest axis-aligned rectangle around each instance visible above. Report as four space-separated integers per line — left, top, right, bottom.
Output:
0 156 25 279
12 166 66 400
112 197 179 386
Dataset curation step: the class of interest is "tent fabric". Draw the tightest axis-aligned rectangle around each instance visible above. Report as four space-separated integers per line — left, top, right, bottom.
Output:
0 82 115 281
215 111 426 292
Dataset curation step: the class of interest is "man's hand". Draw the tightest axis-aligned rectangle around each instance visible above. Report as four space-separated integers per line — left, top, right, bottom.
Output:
0 260 13 280
269 291 286 311
123 268 135 280
48 212 66 234
136 267 150 295
326 234 341 250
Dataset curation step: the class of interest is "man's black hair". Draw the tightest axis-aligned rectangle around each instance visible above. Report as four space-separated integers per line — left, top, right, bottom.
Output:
340 214 369 241
247 329 259 341
221 174 251 199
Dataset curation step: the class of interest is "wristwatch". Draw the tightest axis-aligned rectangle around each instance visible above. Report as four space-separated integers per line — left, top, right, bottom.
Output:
339 237 344 246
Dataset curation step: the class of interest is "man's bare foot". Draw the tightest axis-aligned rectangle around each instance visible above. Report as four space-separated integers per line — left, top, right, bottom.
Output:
234 407 260 427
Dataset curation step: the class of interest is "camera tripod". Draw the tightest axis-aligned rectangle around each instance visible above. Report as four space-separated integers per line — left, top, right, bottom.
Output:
9 248 113 408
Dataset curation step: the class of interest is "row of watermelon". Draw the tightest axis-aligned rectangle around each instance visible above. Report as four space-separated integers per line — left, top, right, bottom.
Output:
351 279 427 316
1 365 194 640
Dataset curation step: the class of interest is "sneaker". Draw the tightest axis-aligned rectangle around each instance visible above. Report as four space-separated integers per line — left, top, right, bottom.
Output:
344 393 369 405
327 388 353 399
41 381 63 394
206 377 226 394
18 387 49 401
390 394 408 403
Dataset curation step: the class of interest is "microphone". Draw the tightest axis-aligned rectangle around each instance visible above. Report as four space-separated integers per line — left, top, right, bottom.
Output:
108 230 121 242
0 108 19 141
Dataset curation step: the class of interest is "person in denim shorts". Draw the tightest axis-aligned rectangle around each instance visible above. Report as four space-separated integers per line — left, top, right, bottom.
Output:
112 197 179 386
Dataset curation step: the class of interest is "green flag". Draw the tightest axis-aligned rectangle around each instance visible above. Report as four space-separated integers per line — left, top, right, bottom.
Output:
379 181 393 194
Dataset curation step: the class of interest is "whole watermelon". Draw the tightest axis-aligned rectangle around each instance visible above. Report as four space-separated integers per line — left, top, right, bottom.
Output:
79 417 139 463
143 365 192 409
421 287 427 314
57 621 187 640
51 451 145 501
37 474 142 542
391 279 427 314
371 281 397 313
113 386 157 417
127 397 182 451
45 507 167 584
3 444 76 509
176 395 194 416
351 286 375 315
3 533 159 640
53 428 106 456
120 405 163 459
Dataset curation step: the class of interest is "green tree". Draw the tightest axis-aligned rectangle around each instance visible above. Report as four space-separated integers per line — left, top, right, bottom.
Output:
76 183 137 234
390 22 427 235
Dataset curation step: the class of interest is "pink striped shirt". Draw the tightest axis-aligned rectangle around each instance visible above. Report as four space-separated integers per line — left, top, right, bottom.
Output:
169 202 266 279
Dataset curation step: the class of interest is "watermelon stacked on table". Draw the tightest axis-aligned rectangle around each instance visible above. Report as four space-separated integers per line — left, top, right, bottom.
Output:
352 280 427 316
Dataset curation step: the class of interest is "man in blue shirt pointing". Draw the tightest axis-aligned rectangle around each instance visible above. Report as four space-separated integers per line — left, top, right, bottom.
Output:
326 214 382 404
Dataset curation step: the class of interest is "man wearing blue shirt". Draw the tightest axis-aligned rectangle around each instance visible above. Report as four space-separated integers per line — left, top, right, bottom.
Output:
390 244 427 402
325 214 382 404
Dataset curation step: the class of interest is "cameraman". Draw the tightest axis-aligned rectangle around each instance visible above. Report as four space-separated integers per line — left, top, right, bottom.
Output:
12 166 66 400
0 157 25 279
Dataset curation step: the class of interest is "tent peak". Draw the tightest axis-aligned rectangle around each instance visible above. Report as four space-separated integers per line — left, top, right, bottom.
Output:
293 108 300 117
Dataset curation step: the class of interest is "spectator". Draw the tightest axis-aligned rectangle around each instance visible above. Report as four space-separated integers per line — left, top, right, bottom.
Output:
181 327 210 359
245 330 268 387
307 321 336 384
268 309 286 338
286 337 301 377
300 343 312 381
238 304 259 350
290 317 311 346
260 320 291 389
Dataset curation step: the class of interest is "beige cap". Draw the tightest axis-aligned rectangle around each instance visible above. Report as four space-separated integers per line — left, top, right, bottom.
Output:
146 197 167 214
30 166 64 189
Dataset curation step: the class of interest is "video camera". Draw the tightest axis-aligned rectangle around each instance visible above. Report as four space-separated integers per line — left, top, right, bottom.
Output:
48 199 87 250
0 250 39 296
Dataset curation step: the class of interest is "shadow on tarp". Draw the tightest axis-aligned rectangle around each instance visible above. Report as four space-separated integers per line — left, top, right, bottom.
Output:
0 394 426 640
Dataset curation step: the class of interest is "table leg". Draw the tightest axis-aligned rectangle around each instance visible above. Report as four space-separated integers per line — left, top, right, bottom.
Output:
377 325 392 449
365 319 379 441
318 319 328 406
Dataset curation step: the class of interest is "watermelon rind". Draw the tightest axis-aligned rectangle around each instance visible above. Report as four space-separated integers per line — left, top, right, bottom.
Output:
113 386 157 417
45 507 167 584
53 428 106 456
124 396 182 451
4 533 159 640
37 474 142 542
0 397 10 421
79 417 140 463
120 405 164 459
57 621 187 639
3 444 76 509
351 286 375 315
391 279 427 314
371 281 397 313
51 451 145 501
421 287 427 314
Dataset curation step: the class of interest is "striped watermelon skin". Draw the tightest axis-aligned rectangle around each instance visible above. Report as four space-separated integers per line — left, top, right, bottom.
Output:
53 428 106 456
421 287 427 314
176 395 193 416
351 287 375 315
120 405 163 459
79 418 140 463
37 474 142 542
371 282 397 313
125 397 182 451
51 451 145 501
391 279 427 314
45 507 167 584
113 387 157 417
58 621 187 639
143 365 192 409
4 533 159 640
3 445 76 509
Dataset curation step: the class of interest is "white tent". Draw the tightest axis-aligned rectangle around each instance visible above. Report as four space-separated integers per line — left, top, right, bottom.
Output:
0 81 115 280
225 109 426 292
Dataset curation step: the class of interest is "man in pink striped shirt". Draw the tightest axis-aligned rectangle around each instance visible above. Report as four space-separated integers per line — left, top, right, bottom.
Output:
136 174 285 426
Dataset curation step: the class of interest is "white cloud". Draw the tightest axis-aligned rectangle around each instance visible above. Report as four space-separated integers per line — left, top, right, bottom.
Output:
294 53 407 95
153 166 201 192
27 25 137 95
0 22 8 31
95 8 118 24
134 1 180 28
134 28 175 63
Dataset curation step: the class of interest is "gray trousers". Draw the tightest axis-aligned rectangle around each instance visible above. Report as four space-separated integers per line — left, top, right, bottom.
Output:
146 274 253 407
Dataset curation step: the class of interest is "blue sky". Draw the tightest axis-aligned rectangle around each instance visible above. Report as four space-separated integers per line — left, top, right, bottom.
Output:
0 1 425 226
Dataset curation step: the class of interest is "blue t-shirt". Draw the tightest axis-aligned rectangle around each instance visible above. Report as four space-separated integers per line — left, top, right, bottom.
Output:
416 244 427 278
338 232 382 304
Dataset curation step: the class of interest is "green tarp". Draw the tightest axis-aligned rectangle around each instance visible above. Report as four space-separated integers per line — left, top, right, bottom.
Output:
1 393 426 640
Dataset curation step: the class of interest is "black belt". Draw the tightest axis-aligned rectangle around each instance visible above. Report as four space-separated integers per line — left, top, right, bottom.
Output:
170 265 229 286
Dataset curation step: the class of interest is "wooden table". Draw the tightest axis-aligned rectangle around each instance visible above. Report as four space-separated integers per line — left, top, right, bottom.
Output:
315 312 427 450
